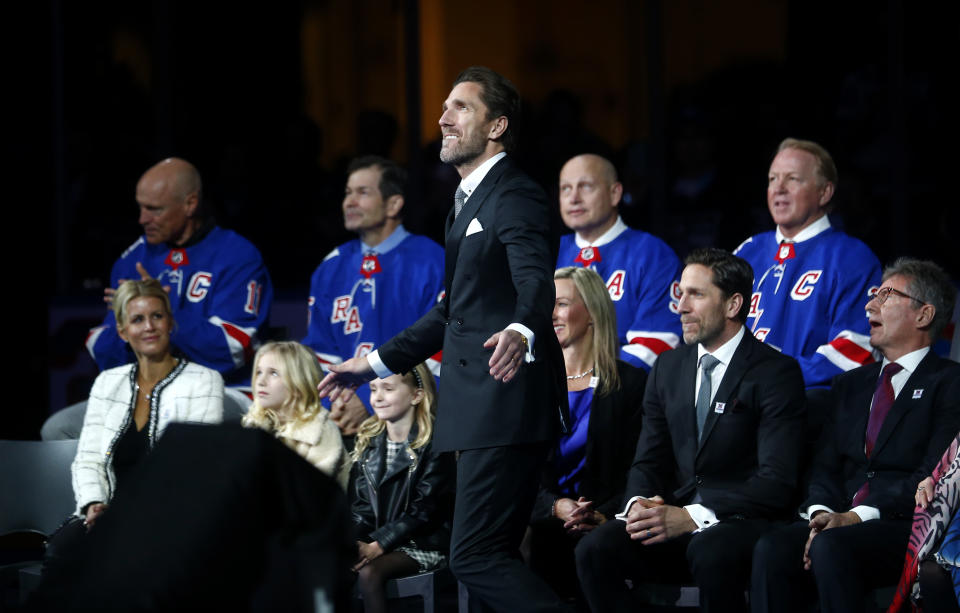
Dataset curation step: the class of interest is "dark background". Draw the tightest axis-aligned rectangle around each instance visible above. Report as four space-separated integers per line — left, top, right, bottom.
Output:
9 0 956 438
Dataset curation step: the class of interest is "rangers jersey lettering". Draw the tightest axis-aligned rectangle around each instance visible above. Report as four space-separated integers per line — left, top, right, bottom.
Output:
303 226 444 412
86 226 274 382
734 219 881 386
558 218 682 370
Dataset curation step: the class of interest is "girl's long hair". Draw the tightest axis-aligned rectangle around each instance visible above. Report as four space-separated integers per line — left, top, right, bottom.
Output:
242 341 323 430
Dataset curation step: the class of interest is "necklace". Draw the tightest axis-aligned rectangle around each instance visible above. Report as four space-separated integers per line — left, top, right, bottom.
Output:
135 358 178 402
566 367 594 380
135 382 153 402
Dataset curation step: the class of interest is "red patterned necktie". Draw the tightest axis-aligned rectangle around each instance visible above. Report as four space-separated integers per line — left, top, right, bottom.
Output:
852 362 904 506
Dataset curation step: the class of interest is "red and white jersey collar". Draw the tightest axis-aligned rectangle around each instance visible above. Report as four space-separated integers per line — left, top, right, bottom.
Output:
575 216 628 248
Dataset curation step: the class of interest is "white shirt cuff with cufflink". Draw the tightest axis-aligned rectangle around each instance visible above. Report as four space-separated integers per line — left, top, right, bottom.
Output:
506 323 535 362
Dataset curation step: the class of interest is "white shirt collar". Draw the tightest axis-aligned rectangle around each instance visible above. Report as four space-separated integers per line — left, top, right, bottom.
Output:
880 346 930 374
574 216 628 248
697 325 746 367
458 152 507 200
776 215 831 244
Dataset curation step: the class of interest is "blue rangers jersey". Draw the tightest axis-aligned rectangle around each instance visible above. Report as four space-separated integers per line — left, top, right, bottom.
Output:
558 218 682 370
86 225 274 383
303 226 444 412
734 216 881 387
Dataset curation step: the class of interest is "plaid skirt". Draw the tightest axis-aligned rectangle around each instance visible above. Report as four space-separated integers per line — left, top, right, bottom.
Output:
397 545 446 572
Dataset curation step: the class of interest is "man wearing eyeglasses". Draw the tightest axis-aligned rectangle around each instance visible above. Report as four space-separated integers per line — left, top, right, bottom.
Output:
750 258 960 613
733 138 882 387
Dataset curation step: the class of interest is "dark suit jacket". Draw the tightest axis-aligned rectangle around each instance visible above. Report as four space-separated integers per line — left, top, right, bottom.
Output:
378 156 568 452
803 351 960 520
533 360 647 520
625 331 806 519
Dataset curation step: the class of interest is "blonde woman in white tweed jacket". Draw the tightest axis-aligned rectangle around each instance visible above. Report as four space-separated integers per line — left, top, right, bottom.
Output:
71 279 224 525
242 341 350 489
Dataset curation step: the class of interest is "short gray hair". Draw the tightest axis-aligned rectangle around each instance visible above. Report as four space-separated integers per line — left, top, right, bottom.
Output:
882 257 956 343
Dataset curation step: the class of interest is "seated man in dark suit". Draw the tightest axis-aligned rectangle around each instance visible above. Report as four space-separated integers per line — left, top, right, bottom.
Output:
751 257 960 613
575 247 806 613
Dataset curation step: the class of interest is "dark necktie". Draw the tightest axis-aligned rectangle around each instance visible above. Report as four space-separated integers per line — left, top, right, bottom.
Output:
851 361 904 506
696 354 721 440
454 186 466 219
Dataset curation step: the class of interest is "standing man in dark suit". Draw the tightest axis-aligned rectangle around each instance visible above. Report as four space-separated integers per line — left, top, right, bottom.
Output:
319 66 570 612
751 258 960 613
575 248 806 613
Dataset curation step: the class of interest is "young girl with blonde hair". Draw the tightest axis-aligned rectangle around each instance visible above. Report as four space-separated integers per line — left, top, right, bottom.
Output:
242 341 349 488
350 363 455 613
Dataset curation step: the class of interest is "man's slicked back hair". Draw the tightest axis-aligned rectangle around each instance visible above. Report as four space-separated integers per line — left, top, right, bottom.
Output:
453 66 522 153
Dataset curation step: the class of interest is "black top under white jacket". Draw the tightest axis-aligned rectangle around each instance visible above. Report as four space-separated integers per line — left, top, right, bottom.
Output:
351 425 455 553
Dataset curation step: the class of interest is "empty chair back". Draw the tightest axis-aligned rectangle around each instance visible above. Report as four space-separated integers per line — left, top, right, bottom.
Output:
0 439 79 537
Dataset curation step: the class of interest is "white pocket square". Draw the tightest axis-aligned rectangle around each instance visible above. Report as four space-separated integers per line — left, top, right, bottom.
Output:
465 218 484 236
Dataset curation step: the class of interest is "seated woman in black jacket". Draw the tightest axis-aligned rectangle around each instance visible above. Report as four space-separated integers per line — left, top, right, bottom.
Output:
526 266 647 598
351 362 455 613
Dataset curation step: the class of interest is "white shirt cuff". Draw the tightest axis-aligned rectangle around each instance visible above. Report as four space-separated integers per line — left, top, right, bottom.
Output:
850 505 880 522
615 496 644 521
367 350 394 379
506 323 535 362
802 504 834 520
683 504 719 531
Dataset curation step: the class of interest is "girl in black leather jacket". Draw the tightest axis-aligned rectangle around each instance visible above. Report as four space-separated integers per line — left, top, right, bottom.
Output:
350 363 455 613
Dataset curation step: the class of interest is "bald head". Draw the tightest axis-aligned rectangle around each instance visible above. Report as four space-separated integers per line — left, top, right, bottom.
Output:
559 154 622 242
139 158 202 203
136 158 204 246
566 154 618 185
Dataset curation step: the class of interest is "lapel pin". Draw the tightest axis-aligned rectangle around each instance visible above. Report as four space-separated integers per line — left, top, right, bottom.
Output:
912 389 923 399
714 402 726 414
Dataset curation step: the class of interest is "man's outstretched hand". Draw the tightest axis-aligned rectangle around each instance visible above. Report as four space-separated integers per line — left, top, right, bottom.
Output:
317 356 377 404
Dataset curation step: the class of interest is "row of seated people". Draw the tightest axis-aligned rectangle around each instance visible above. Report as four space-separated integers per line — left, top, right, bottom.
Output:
40 279 443 611
37 60 959 611
40 247 960 612
47 136 915 448
569 251 960 613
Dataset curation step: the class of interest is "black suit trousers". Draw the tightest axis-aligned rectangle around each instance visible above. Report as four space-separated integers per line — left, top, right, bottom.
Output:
451 443 571 613
575 515 775 613
751 519 911 613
